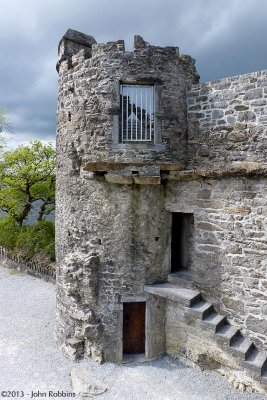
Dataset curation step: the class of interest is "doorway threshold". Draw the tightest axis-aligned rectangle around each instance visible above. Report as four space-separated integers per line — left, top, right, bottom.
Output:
168 269 197 289
122 354 147 364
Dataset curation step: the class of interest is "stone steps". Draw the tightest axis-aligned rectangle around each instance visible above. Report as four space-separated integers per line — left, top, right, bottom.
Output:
189 300 213 319
191 298 267 383
202 312 227 332
145 276 267 387
230 333 254 359
216 324 240 345
245 346 267 377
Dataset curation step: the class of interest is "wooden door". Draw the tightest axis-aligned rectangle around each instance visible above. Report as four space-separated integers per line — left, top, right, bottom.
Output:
123 302 145 354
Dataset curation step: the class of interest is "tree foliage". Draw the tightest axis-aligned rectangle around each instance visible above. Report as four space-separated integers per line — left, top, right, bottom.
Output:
0 140 56 225
15 220 55 261
0 115 55 263
0 218 19 249
0 219 55 262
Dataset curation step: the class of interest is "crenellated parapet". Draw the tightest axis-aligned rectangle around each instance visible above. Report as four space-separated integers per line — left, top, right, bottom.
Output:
57 29 97 72
56 29 199 183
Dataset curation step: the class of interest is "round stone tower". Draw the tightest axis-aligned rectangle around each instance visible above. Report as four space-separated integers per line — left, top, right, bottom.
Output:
56 29 199 362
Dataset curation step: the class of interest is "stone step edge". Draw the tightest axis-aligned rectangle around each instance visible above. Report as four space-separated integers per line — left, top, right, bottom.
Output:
145 281 267 381
189 298 267 380
144 283 201 307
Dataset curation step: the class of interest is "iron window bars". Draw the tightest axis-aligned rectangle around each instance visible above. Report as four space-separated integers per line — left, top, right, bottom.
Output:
119 84 154 143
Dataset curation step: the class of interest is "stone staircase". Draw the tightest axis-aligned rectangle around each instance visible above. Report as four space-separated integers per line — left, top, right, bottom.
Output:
144 273 267 389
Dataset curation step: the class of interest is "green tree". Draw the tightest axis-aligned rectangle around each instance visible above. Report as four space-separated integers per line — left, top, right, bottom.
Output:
0 140 56 225
0 218 20 249
0 218 55 262
15 220 55 261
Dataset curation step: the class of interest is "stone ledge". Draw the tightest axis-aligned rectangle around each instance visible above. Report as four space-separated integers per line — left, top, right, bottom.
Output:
163 162 267 181
85 161 267 183
105 174 133 185
133 175 161 185
83 161 183 172
144 283 200 307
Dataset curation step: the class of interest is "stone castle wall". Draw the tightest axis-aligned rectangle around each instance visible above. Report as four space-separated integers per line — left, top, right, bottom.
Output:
56 30 198 362
165 177 267 351
187 70 267 169
172 71 267 350
57 32 198 172
56 170 170 361
56 29 267 379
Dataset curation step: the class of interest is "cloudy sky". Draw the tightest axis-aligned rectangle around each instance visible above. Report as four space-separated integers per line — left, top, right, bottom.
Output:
1 0 267 148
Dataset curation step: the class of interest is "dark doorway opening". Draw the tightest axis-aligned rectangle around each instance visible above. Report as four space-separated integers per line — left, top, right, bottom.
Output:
123 302 146 354
171 212 194 273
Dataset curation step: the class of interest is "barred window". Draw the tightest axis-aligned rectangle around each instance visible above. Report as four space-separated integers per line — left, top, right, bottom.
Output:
119 84 154 143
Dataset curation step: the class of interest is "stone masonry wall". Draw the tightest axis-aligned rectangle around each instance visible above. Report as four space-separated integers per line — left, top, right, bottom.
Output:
165 176 267 351
187 70 267 169
57 31 199 175
181 70 267 351
56 29 267 374
56 31 199 362
56 165 171 361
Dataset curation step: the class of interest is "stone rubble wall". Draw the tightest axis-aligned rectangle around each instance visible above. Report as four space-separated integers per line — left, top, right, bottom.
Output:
57 33 199 175
56 29 267 373
187 71 267 169
56 31 199 362
182 72 267 351
56 168 171 361
165 176 267 351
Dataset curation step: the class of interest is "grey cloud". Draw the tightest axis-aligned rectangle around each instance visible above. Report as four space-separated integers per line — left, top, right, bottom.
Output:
1 0 267 147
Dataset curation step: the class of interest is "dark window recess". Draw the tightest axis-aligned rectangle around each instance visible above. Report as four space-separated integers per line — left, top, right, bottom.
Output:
119 84 154 143
171 213 194 273
93 171 106 177
123 302 145 354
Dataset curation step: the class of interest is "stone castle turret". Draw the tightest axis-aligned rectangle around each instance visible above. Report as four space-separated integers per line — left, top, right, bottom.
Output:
56 29 267 394
56 29 198 362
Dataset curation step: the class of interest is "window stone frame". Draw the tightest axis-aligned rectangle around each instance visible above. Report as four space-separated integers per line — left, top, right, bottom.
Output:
112 80 161 146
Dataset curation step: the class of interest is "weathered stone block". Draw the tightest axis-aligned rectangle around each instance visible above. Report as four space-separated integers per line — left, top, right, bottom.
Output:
70 365 107 396
234 105 249 111
237 111 256 122
133 175 161 185
227 131 247 142
224 206 251 215
82 323 102 340
197 222 222 231
134 35 149 49
212 110 224 119
91 347 104 364
105 173 133 185
244 88 262 100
